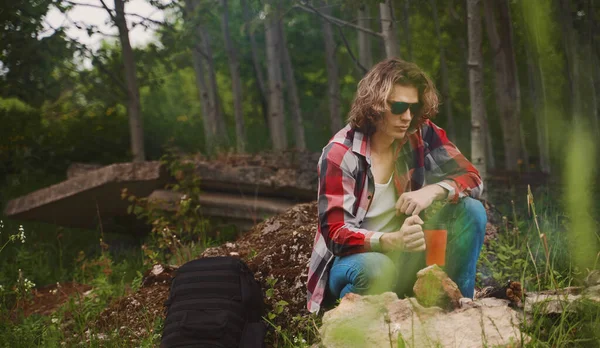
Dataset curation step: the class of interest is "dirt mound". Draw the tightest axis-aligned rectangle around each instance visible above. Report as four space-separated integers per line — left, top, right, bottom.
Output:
201 201 318 325
90 266 176 345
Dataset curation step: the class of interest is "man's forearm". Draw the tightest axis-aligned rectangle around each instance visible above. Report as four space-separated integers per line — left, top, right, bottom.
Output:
423 184 448 201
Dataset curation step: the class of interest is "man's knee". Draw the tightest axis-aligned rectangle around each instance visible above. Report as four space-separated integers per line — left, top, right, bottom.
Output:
334 252 396 294
459 197 487 229
354 252 396 293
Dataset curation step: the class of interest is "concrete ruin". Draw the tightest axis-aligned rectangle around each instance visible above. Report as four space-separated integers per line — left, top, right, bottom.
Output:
3 152 319 232
3 162 168 230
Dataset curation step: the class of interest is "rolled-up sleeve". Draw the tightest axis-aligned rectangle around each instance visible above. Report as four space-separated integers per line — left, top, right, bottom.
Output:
423 120 483 202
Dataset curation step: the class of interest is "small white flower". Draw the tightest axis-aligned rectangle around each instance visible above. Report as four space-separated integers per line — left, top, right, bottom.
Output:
23 278 35 292
18 225 25 243
51 318 59 324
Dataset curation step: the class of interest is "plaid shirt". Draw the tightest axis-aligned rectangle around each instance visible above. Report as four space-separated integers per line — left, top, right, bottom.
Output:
306 120 483 313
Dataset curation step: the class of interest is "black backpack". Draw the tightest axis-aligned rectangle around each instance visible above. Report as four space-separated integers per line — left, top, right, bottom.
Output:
161 256 267 348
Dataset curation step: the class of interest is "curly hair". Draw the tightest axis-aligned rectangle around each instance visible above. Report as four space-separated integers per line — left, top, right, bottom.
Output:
347 58 440 135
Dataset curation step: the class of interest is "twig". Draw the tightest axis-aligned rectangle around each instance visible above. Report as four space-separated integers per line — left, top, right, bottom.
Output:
43 20 129 93
64 0 168 27
98 0 117 22
292 1 368 74
335 25 368 75
294 2 383 38
94 198 105 243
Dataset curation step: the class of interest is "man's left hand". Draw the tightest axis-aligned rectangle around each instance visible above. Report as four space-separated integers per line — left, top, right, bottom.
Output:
395 185 446 216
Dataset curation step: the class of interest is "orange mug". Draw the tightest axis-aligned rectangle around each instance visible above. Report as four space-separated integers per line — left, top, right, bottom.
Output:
423 224 447 266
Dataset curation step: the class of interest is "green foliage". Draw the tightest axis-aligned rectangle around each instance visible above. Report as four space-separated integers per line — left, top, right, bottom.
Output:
262 275 319 347
123 153 210 265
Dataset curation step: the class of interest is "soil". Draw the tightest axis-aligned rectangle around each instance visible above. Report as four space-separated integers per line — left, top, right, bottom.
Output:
13 282 92 319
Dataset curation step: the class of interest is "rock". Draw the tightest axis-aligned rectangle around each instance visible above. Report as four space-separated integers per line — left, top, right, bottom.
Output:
141 264 177 288
524 286 600 314
413 265 463 309
319 293 523 348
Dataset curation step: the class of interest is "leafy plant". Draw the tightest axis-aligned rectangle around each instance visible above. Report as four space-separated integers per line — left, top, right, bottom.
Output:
122 153 210 265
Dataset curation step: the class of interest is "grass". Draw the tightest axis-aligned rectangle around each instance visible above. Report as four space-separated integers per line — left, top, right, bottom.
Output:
0 169 598 347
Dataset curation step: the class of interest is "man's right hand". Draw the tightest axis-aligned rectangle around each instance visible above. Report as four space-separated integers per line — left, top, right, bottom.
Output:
380 215 425 253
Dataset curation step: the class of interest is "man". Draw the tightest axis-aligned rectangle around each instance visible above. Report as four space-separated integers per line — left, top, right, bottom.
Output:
306 58 486 314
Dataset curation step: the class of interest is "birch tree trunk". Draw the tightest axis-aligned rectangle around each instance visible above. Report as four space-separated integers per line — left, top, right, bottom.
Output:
483 0 523 171
264 2 287 150
279 20 305 150
221 0 246 153
199 25 229 148
114 0 145 162
402 0 412 61
184 0 219 151
241 0 268 122
321 3 342 134
379 0 400 58
467 0 486 183
357 4 373 70
431 0 455 141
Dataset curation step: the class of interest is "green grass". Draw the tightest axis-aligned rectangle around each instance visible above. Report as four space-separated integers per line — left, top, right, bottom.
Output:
0 176 598 347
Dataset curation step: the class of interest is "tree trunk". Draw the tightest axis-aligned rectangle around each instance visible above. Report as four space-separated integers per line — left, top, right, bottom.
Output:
279 20 305 150
221 0 246 153
584 0 598 136
431 0 455 141
184 0 218 151
402 0 412 61
592 45 600 136
559 0 580 121
264 2 287 150
321 3 342 134
199 25 228 148
482 108 495 170
114 0 145 162
379 0 400 58
467 0 486 183
241 0 268 124
527 46 550 174
483 0 522 171
357 4 373 70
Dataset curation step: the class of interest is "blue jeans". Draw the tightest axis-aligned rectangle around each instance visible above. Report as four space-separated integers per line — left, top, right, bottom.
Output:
327 197 486 302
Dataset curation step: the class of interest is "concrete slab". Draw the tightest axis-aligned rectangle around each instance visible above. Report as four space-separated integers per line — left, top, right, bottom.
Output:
4 162 167 229
148 190 295 225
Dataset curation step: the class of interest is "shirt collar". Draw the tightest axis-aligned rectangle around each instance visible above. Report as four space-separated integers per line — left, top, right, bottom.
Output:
351 128 372 165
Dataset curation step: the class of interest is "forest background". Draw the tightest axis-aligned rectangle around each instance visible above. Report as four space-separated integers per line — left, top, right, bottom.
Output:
0 0 599 346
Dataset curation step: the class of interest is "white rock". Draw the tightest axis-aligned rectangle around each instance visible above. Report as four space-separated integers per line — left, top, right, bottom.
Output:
320 292 523 348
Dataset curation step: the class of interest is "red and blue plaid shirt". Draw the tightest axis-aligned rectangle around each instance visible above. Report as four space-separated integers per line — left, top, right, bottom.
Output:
306 120 483 313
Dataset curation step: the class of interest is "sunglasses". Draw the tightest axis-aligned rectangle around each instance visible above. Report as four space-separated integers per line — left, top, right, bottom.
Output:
387 100 422 116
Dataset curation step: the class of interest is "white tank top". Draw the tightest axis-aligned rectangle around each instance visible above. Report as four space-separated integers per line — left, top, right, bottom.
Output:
361 174 402 233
